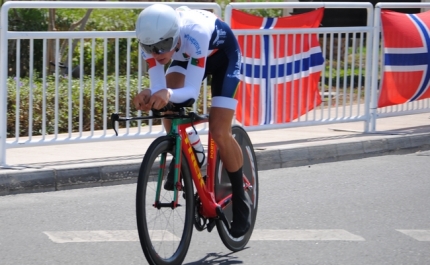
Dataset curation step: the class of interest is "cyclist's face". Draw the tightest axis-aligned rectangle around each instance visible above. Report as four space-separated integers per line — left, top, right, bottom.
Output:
152 49 175 65
152 38 180 65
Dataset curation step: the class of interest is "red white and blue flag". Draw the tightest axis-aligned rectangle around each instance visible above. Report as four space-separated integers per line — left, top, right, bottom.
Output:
231 9 324 126
379 10 430 108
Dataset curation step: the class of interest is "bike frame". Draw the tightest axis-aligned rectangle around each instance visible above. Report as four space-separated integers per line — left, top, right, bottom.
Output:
112 107 257 260
164 115 218 218
162 115 252 219
111 110 252 220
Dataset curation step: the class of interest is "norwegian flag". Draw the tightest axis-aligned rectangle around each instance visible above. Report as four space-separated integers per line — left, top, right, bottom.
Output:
231 9 324 126
378 10 430 108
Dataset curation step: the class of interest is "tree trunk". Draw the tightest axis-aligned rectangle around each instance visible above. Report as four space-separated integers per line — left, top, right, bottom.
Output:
60 9 93 65
47 9 57 75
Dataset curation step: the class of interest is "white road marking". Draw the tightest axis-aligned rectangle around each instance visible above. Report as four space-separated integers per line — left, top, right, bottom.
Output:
44 229 364 243
43 230 179 243
397 230 430 241
250 229 365 241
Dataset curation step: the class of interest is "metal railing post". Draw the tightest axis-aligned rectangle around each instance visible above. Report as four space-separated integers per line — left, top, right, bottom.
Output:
0 3 8 166
369 5 382 133
363 3 374 133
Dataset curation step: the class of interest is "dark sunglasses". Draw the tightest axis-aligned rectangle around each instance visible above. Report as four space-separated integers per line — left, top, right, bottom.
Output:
139 38 174 54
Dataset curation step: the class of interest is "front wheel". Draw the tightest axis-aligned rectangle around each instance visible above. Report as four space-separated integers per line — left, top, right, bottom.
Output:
136 136 195 265
214 125 259 251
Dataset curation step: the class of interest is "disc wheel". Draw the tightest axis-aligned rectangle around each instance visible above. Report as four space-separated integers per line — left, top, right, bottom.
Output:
214 125 259 251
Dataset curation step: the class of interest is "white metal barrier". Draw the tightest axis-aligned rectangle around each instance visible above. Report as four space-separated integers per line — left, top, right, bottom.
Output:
1 2 430 166
0 1 221 166
225 2 374 132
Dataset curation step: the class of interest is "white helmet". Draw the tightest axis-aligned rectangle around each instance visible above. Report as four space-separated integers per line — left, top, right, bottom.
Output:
135 4 180 54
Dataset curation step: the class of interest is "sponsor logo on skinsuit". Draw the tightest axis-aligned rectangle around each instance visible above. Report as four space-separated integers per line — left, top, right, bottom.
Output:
184 34 202 55
212 25 227 46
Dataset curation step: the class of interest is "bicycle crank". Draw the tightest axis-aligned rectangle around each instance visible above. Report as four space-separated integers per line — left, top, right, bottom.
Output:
193 194 207 231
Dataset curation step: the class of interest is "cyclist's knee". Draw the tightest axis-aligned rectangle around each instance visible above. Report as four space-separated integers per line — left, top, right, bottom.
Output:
209 107 235 146
209 125 234 152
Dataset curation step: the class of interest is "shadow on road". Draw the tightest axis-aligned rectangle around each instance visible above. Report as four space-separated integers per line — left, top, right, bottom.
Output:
185 250 248 264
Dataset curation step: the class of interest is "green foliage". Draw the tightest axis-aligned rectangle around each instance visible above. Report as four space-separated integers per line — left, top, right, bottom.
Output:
216 0 286 18
57 8 141 31
7 8 72 77
73 37 140 77
7 7 142 78
7 75 150 137
56 8 142 77
8 8 73 77
6 2 288 79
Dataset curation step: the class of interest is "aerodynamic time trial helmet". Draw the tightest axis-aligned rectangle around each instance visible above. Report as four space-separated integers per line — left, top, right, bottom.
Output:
135 4 181 54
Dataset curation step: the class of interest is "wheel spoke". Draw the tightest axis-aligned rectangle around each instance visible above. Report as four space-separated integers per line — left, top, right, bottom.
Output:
136 137 194 264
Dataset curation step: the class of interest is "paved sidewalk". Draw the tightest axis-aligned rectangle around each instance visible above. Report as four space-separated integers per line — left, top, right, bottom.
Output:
1 113 429 196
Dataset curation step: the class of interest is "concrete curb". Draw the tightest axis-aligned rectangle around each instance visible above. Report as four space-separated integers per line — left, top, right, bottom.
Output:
1 133 430 196
256 133 430 170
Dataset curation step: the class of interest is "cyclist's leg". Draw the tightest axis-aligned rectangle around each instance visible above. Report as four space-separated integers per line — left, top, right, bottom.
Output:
215 125 258 250
209 107 251 238
209 108 242 171
207 44 251 237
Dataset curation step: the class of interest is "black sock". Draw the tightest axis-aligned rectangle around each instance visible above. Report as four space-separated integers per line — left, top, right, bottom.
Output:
227 167 251 237
227 167 245 198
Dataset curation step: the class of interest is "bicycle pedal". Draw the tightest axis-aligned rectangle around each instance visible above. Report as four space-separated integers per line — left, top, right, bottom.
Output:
215 206 231 230
207 219 216 233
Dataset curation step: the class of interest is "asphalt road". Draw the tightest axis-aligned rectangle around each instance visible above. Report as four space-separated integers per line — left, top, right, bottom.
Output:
1 151 430 265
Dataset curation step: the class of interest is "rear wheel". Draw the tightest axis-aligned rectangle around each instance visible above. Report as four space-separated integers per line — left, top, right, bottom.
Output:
214 125 259 251
136 136 195 265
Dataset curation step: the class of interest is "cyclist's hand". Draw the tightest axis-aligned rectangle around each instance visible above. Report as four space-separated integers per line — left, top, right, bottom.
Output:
147 89 171 110
134 89 152 111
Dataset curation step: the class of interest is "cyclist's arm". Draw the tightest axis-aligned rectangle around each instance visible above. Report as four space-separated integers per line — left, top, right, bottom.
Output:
140 50 167 93
166 25 210 103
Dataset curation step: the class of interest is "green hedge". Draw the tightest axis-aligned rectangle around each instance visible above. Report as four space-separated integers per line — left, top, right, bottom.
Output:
7 75 210 138
7 75 150 137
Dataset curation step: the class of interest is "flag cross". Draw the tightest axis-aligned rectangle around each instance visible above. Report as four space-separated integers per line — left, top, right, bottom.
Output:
239 18 324 123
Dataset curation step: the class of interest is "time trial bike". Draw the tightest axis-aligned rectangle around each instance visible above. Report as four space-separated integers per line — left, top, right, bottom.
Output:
111 98 258 265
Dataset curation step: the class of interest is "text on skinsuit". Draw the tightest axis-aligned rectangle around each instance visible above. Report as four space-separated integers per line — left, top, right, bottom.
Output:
210 138 215 159
185 136 205 188
184 34 202 55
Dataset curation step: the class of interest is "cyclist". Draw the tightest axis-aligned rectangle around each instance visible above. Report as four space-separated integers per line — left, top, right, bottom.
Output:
133 4 251 238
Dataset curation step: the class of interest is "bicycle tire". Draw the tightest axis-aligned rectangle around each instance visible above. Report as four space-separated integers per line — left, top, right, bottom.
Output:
136 136 195 265
214 125 259 251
